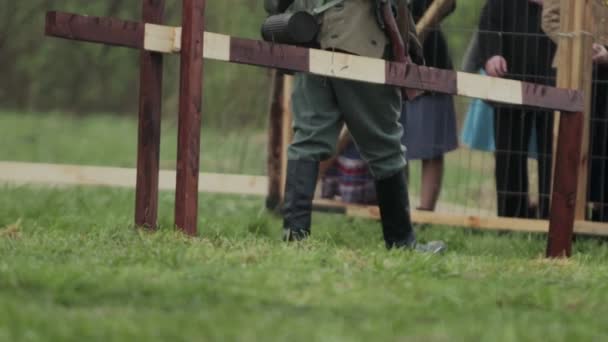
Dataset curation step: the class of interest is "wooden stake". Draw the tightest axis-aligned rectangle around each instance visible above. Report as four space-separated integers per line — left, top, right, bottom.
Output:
547 111 584 257
279 75 294 200
572 0 594 220
266 70 285 211
135 0 165 230
175 0 205 236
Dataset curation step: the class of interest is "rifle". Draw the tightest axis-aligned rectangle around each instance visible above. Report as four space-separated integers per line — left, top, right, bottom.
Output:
415 0 456 44
379 0 423 101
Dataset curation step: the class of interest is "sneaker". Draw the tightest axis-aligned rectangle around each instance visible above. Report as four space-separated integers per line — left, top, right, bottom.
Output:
282 228 309 242
414 240 447 254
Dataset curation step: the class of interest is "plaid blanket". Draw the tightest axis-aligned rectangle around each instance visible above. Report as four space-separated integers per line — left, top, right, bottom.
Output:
321 143 377 205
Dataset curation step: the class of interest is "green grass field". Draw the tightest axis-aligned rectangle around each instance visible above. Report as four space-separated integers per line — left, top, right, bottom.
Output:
2 112 608 341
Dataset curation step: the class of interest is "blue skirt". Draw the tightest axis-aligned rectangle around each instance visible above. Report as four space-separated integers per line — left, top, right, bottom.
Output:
460 69 539 158
461 99 539 158
401 93 459 160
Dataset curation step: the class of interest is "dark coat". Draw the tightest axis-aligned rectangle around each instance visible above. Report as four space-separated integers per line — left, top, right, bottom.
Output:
477 0 556 84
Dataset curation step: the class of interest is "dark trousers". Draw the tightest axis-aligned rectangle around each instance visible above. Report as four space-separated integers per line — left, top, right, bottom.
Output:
589 67 608 222
494 106 553 219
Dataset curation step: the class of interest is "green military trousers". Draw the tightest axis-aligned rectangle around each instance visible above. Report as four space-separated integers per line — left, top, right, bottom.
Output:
288 72 406 180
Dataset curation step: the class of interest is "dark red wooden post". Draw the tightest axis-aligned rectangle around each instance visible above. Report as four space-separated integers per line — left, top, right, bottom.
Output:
547 111 584 257
175 0 205 235
135 0 165 229
266 70 285 211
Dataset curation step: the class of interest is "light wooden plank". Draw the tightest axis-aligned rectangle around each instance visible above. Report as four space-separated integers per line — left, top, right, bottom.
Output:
138 23 583 111
145 25 231 60
456 72 523 105
313 199 608 236
0 162 267 196
309 49 386 84
202 31 231 61
144 23 177 53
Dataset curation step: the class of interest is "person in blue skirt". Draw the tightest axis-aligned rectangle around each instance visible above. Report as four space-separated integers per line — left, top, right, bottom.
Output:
401 0 459 212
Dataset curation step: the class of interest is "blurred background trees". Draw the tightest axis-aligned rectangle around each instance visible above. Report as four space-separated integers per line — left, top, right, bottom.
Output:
0 0 484 127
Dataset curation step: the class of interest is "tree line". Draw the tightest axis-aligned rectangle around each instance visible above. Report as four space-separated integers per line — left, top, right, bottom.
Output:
0 0 483 128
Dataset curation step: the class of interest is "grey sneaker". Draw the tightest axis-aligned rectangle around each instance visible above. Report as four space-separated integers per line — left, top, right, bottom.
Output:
282 228 309 242
414 240 447 254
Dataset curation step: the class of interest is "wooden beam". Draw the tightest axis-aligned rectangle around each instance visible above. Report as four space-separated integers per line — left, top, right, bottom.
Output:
313 199 608 236
135 0 165 230
174 0 205 236
0 162 267 196
45 11 144 49
45 12 585 113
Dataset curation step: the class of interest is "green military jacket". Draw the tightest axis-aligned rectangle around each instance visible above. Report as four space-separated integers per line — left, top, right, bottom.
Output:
264 0 421 60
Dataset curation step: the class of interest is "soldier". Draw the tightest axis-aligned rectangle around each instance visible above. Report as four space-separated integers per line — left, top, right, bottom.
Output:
542 0 608 222
264 0 446 252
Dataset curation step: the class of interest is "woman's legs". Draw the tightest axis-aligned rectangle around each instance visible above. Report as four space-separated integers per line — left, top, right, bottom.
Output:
418 156 444 211
494 106 531 218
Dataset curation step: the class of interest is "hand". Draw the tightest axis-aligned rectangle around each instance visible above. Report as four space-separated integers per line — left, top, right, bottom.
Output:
592 43 608 64
485 56 508 77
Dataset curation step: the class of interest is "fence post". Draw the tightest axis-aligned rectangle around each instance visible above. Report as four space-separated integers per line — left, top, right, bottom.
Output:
547 0 593 257
175 0 205 235
571 0 594 220
135 0 165 230
266 70 285 211
547 110 584 257
280 76 294 200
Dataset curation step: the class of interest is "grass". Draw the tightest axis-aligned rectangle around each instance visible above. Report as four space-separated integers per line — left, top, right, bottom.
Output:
2 112 608 341
0 112 267 175
2 186 608 341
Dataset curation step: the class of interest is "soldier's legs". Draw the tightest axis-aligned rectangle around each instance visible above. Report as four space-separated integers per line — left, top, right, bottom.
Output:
332 79 416 248
332 80 406 179
283 73 342 240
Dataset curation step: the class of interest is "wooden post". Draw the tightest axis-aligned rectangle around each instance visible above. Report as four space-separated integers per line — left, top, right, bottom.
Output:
135 0 165 229
280 75 294 199
266 70 285 211
547 111 584 257
551 0 575 188
571 0 594 220
547 0 593 257
175 0 205 235
553 0 593 220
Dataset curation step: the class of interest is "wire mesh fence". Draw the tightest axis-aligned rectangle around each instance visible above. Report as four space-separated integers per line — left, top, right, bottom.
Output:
315 0 607 227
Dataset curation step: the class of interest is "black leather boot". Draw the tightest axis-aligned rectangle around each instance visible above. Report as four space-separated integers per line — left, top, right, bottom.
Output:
375 171 417 249
282 159 319 241
375 170 446 253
